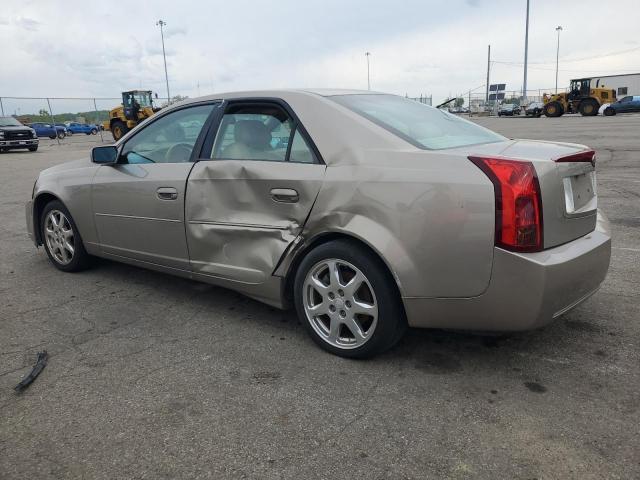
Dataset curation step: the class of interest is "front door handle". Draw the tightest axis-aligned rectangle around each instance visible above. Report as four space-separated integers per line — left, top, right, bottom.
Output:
157 187 178 200
270 188 299 203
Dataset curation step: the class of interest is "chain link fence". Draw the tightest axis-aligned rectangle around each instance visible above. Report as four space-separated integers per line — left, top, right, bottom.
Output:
0 96 170 144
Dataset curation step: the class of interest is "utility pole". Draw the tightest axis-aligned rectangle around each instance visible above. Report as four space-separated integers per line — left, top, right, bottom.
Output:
485 45 491 103
523 0 530 100
156 20 171 103
555 26 563 93
365 52 371 90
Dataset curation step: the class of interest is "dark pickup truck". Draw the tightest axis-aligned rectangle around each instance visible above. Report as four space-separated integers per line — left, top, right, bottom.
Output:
0 116 39 152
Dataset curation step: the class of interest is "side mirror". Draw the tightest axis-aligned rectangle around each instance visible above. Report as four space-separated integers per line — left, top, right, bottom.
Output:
91 145 119 165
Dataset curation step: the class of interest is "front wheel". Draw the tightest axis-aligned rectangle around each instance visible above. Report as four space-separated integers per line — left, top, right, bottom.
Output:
603 106 616 116
40 200 91 272
544 101 564 117
28 146 38 152
57 131 65 139
294 240 406 358
91 128 98 135
111 120 129 141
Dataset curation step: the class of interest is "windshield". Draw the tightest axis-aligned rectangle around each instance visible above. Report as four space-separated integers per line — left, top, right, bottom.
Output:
0 116 23 127
133 93 152 107
331 94 505 150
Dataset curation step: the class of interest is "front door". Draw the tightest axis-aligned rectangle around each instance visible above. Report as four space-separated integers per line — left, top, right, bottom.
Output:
92 102 218 270
186 101 326 284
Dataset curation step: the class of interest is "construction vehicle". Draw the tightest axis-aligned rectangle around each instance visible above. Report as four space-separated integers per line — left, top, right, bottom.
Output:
543 78 616 117
103 90 160 141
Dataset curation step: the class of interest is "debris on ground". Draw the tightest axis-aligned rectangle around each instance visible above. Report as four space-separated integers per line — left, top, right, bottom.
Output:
14 351 48 393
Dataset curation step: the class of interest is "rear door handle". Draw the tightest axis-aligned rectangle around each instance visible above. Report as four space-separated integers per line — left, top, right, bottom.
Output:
157 187 178 200
270 188 299 203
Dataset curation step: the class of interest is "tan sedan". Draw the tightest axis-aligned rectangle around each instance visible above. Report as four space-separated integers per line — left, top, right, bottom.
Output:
26 90 611 358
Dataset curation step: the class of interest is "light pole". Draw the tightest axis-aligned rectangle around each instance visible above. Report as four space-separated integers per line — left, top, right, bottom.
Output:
156 19 171 103
523 0 530 100
365 52 371 90
555 26 563 94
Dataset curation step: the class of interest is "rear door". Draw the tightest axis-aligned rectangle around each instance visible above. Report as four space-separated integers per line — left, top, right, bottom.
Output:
186 100 326 284
91 102 219 270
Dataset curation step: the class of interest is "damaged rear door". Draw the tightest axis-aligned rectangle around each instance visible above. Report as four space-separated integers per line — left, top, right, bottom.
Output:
186 100 326 285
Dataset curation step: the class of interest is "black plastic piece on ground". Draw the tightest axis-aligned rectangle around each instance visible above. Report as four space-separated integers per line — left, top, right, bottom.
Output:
14 351 48 393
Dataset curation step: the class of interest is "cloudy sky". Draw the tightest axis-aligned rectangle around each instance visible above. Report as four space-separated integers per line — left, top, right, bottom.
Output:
1 0 639 110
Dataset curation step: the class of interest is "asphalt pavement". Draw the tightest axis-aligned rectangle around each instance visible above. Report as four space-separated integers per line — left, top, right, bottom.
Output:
1 117 638 479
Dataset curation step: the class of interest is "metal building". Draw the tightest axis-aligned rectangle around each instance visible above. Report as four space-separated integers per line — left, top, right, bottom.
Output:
590 73 640 97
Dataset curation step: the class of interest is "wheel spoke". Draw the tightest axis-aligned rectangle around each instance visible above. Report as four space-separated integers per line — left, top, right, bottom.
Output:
343 271 365 297
327 260 342 288
64 241 75 256
309 274 330 295
351 300 377 318
308 300 329 316
344 318 366 344
328 316 341 341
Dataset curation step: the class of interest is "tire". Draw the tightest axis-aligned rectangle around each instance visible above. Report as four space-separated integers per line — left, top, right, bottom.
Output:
603 106 616 116
111 120 129 141
85 132 91 135
91 128 98 135
40 200 91 272
57 131 65 139
66 130 73 136
579 99 599 116
28 146 38 152
293 239 406 359
48 135 56 139
544 101 563 117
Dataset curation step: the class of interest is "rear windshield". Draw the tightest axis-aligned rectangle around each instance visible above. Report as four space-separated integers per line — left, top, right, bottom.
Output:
331 94 505 150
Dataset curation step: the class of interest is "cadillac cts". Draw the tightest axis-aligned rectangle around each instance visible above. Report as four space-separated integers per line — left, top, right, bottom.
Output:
26 90 611 358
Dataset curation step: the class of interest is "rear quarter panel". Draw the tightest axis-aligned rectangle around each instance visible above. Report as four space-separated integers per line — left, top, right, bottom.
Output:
300 150 495 298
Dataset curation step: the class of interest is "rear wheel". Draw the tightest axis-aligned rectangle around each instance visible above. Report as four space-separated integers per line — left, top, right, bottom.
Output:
91 128 98 135
603 106 616 116
57 131 65 139
48 135 56 139
579 99 599 116
40 200 90 272
294 240 406 358
544 101 563 117
111 120 129 141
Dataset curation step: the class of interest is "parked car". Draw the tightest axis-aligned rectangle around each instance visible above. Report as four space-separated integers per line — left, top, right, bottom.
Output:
498 103 521 116
26 90 611 358
30 122 66 139
0 116 39 152
65 122 99 135
525 102 544 117
603 96 640 116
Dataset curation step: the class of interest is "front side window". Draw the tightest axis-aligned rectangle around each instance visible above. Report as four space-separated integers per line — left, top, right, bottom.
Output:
121 104 215 164
331 94 505 150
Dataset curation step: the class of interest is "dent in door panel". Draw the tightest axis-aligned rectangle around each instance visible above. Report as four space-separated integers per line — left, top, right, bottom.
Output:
186 161 325 285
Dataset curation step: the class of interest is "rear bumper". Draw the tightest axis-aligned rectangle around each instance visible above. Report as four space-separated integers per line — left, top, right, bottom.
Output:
0 138 38 149
403 210 611 331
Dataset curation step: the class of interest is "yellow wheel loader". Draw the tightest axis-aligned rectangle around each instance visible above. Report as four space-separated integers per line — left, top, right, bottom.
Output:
543 78 616 117
103 90 160 141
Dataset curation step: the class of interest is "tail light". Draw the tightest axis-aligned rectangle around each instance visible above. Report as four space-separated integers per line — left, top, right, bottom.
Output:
469 156 543 252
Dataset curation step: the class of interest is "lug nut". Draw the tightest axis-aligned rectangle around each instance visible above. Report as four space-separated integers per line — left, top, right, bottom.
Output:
345 301 352 308
340 310 346 317
328 292 335 299
329 305 336 312
338 289 344 297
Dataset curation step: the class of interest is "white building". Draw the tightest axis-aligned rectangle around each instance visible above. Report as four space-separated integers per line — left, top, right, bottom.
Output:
590 73 640 97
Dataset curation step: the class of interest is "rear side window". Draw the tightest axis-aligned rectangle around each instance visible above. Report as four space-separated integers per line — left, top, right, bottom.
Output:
210 103 318 163
211 105 293 162
331 94 505 150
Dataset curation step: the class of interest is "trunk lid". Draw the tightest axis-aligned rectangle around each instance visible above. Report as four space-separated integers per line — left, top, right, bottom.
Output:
461 139 597 249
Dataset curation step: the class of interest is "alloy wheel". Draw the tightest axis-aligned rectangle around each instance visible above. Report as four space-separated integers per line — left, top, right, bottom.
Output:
302 259 378 349
44 210 75 265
